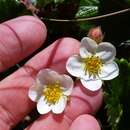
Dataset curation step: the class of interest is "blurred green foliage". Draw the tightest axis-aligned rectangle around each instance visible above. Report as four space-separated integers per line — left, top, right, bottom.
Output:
104 58 130 130
125 0 130 4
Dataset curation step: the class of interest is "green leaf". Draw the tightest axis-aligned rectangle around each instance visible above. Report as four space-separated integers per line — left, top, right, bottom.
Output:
104 80 123 130
104 58 130 130
75 6 98 18
75 0 100 18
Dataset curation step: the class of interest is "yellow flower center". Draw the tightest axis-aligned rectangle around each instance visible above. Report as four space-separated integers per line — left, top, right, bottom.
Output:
83 55 103 78
43 81 63 105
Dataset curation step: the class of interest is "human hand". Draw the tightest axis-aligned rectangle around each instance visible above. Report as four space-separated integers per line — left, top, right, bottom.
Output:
0 16 103 130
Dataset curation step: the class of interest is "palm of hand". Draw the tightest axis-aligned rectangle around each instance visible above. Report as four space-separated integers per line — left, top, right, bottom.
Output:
0 16 102 130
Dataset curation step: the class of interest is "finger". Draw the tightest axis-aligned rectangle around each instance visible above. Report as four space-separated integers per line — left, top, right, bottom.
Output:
25 114 71 130
0 38 80 130
69 114 101 130
0 15 47 72
25 83 102 130
65 81 103 120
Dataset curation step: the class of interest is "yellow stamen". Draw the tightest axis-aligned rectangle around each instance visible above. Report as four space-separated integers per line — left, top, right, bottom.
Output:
82 55 103 78
43 81 63 105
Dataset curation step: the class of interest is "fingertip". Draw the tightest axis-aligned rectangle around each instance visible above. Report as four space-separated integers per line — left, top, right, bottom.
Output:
69 114 101 130
52 37 80 59
25 114 70 130
0 15 47 72
4 15 46 30
3 15 47 51
47 37 80 73
74 81 103 113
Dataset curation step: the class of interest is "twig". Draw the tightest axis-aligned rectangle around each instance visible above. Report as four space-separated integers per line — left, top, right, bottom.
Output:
41 8 130 22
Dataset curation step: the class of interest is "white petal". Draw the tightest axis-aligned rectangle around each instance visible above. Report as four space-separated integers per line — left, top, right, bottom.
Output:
61 75 73 96
80 47 92 58
80 78 102 91
52 97 67 114
66 55 85 77
99 62 119 80
96 42 116 63
28 81 43 102
28 86 39 102
80 37 98 58
37 96 52 114
37 69 61 85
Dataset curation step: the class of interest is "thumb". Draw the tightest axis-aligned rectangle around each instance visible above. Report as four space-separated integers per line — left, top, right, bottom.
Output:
69 114 101 130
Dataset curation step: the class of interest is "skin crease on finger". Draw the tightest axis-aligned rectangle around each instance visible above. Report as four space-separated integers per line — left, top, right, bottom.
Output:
0 16 47 72
69 114 101 130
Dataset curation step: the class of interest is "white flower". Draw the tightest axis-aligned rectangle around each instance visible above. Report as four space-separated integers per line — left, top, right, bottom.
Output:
28 69 73 114
66 37 119 91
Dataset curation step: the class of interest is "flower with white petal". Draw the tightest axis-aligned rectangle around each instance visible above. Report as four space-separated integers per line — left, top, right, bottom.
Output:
28 69 73 114
66 37 119 91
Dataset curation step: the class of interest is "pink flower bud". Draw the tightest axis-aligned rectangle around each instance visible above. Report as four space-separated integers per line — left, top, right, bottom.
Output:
88 26 104 43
